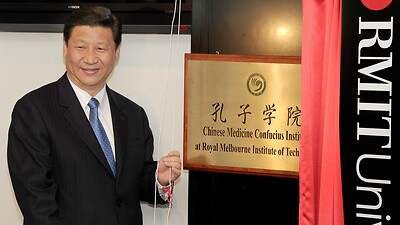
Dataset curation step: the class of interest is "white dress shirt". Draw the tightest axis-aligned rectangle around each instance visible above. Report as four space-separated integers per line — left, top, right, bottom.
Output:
68 77 116 160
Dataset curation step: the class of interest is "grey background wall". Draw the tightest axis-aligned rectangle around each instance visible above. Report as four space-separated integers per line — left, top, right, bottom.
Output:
0 31 190 225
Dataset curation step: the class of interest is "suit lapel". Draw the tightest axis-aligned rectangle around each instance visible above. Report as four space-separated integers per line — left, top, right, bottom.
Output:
57 74 116 178
107 88 128 181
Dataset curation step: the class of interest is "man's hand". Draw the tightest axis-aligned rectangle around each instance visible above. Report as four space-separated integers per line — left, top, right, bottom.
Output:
157 150 182 186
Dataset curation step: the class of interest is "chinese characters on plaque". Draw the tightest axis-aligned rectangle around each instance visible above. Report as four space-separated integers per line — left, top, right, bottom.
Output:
183 54 301 178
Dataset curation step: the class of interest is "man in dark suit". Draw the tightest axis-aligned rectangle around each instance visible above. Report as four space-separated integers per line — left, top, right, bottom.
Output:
7 6 182 225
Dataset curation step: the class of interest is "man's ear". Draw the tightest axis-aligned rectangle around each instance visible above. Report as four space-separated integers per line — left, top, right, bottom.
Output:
63 41 68 60
115 46 121 64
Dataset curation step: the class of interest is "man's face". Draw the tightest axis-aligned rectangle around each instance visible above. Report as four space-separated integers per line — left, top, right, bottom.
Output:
63 25 120 96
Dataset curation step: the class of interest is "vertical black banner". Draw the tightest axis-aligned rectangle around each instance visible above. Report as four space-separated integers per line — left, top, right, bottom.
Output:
341 1 400 224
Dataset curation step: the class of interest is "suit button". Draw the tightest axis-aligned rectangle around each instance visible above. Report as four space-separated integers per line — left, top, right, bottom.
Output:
117 199 123 207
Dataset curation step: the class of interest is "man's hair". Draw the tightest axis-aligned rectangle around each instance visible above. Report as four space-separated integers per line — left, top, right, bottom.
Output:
63 6 122 48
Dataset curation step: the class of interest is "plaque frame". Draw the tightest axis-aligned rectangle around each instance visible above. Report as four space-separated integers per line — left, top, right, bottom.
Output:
183 53 301 178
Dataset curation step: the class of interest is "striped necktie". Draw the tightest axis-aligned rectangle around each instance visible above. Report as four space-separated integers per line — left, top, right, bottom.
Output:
87 98 116 176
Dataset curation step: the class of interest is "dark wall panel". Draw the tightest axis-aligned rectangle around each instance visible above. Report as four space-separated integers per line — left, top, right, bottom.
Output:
189 0 302 224
191 0 302 56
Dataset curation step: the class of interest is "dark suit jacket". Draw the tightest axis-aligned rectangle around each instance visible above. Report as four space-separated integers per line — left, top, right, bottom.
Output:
8 73 166 225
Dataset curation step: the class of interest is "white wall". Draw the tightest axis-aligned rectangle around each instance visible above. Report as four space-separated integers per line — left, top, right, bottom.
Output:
0 31 190 225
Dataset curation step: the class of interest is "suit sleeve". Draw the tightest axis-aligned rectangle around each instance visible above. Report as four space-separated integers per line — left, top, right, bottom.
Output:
138 107 168 205
7 98 67 225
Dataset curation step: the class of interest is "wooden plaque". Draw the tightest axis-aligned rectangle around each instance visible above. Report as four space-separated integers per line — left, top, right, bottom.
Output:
183 53 301 178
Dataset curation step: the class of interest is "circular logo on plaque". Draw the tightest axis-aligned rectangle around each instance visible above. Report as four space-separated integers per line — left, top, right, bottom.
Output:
247 73 266 96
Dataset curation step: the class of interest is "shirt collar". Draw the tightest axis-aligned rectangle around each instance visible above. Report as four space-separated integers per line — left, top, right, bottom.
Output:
67 75 107 109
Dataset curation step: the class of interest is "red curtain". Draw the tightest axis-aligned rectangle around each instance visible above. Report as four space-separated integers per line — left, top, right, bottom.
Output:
299 1 343 225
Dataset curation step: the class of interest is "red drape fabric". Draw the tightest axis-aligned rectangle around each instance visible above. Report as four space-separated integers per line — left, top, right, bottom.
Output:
299 1 343 225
